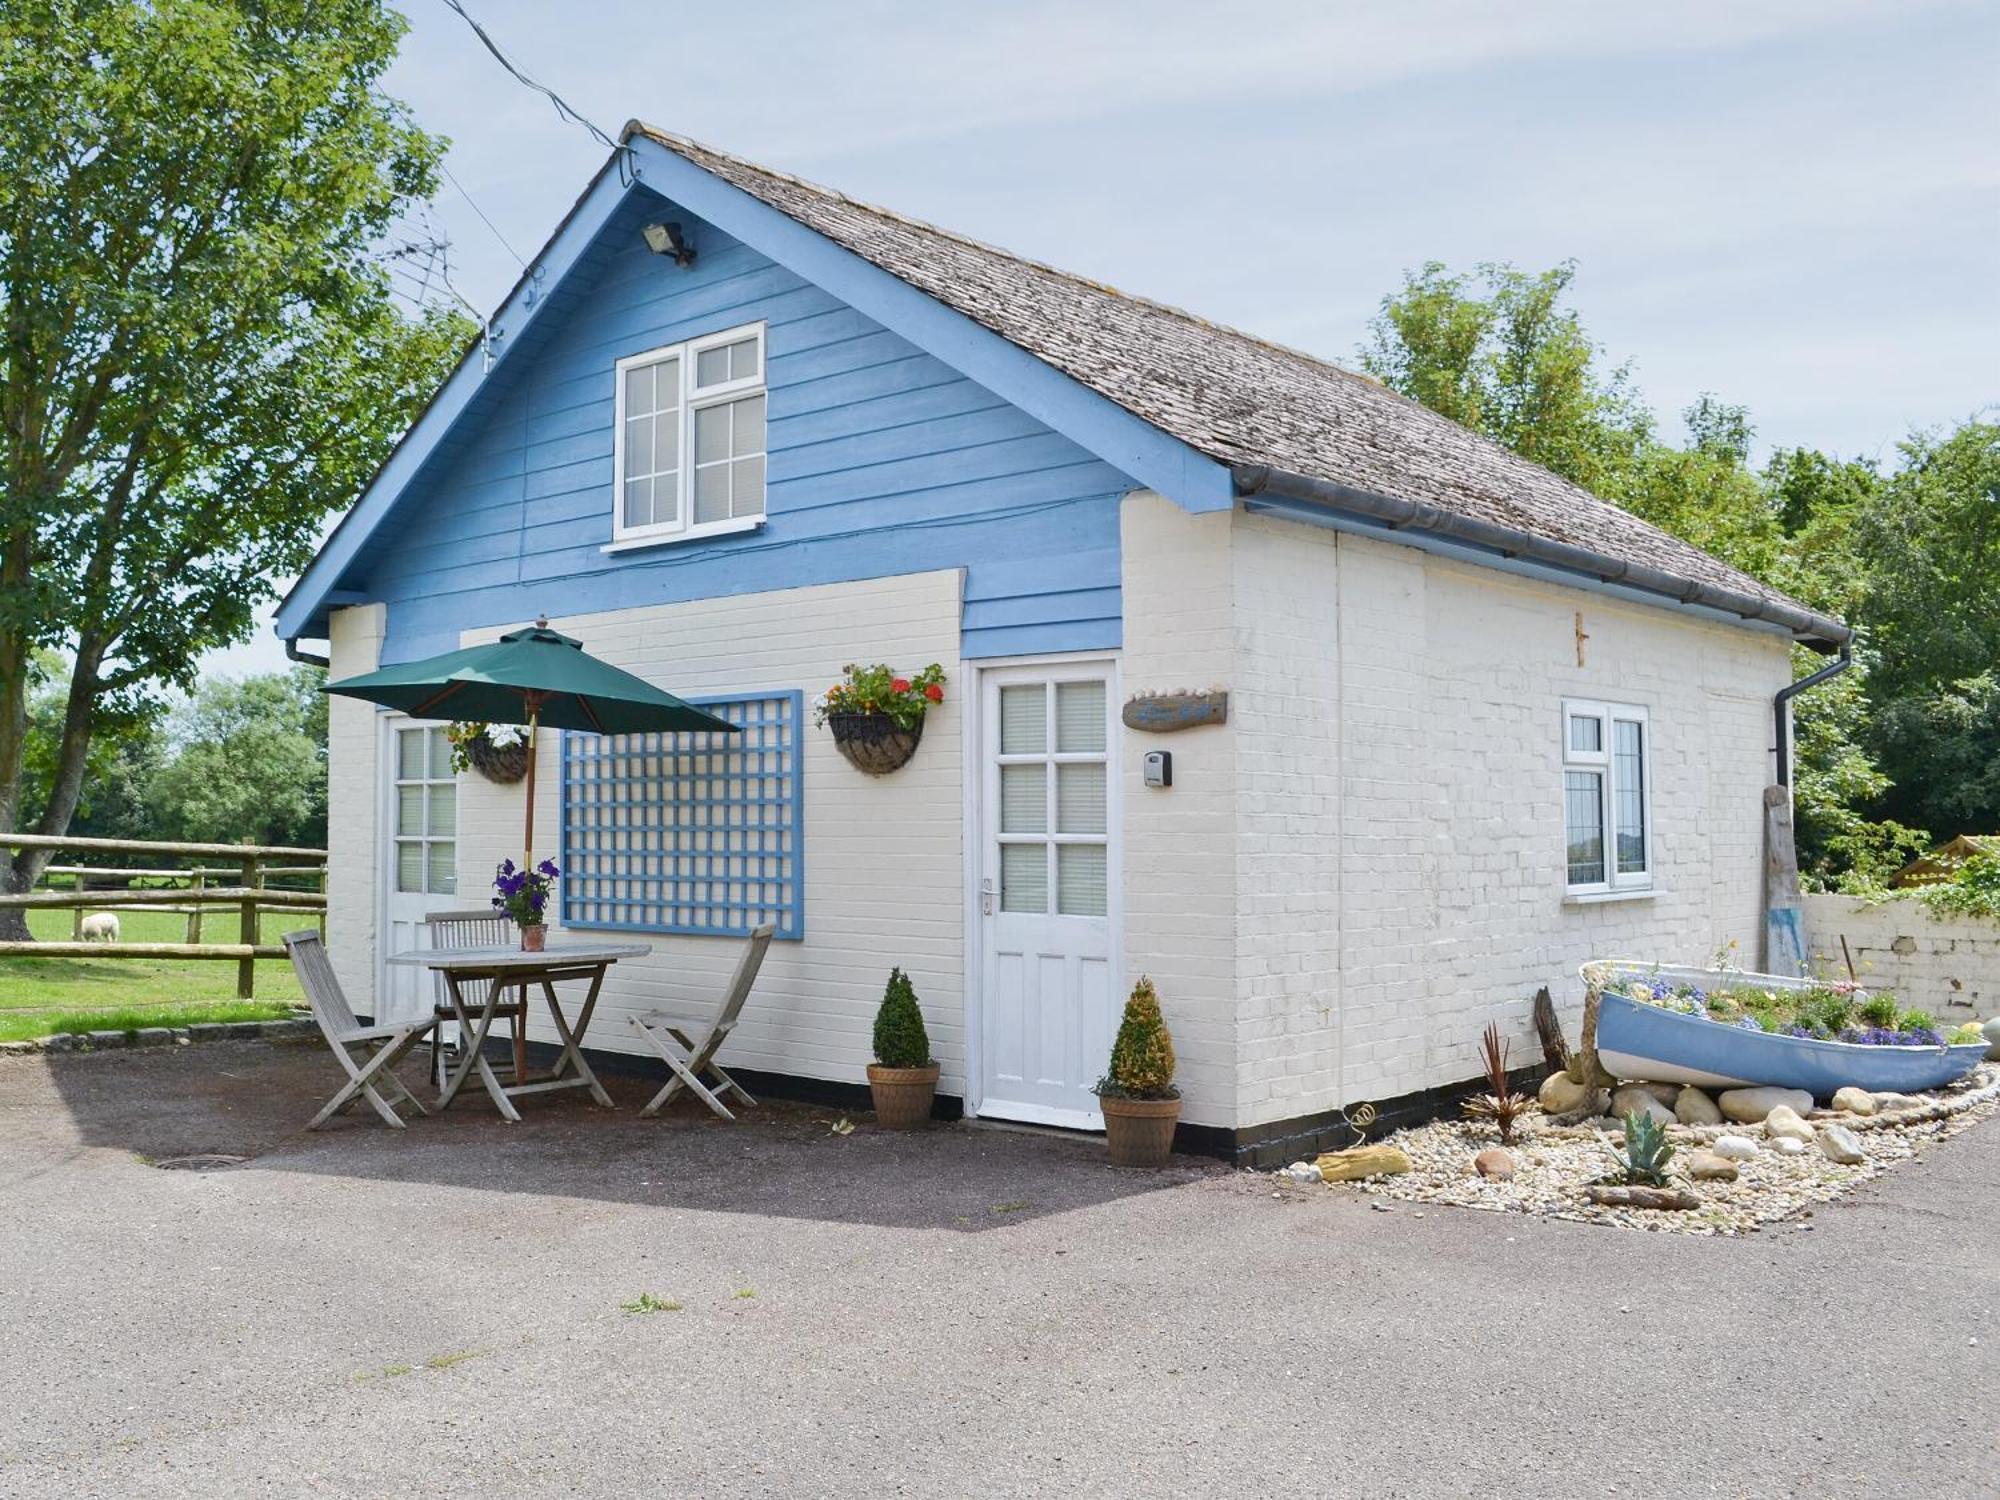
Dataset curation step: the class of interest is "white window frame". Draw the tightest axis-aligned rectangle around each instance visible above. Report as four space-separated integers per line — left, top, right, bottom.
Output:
608 320 767 550
1561 698 1653 896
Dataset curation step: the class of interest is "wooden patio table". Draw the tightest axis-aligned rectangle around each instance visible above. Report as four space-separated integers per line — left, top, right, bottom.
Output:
386 942 649 1122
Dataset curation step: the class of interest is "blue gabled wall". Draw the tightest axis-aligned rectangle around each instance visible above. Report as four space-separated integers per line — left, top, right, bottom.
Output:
349 189 1135 664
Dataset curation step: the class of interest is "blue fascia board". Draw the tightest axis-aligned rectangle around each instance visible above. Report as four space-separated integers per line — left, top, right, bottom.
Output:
618 136 1231 513
1242 497 1797 642
275 156 638 642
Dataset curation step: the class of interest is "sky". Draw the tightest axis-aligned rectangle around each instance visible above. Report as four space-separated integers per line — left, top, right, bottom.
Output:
213 0 2000 676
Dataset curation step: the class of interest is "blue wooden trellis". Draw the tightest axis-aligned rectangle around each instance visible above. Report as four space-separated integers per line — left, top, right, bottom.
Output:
560 689 804 940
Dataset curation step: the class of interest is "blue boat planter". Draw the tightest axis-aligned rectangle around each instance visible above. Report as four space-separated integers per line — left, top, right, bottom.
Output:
1583 962 1986 1101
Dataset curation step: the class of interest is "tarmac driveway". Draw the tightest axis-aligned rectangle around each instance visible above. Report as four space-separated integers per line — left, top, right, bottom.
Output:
1 1040 1995 1498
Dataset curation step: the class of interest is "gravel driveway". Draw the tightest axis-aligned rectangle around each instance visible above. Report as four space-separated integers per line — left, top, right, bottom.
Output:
1 1040 1995 1498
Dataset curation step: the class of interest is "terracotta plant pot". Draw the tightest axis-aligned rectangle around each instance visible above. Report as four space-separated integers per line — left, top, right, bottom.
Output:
1099 1093 1182 1167
466 732 530 784
520 924 547 953
867 1062 939 1128
828 711 924 775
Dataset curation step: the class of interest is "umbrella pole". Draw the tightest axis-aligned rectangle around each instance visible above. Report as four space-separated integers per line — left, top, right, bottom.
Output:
517 701 540 1082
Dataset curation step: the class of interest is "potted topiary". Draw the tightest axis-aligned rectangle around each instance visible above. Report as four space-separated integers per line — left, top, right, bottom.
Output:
867 967 939 1127
816 663 946 775
1094 976 1181 1166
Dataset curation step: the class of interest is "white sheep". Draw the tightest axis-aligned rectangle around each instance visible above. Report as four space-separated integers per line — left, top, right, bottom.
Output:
79 912 120 943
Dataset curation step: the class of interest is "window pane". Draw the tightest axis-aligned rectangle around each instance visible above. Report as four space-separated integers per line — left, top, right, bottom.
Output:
695 346 730 387
623 362 653 414
999 684 1046 754
693 461 730 525
1000 764 1046 833
397 784 424 836
624 413 651 477
1057 844 1107 917
428 728 453 780
396 840 424 893
397 728 426 779
1614 720 1647 873
1569 714 1602 754
428 784 457 837
1056 763 1105 834
732 394 766 456
654 410 679 473
728 337 759 381
427 840 456 895
1000 842 1048 914
694 403 730 464
1565 770 1605 885
731 456 765 517
654 357 680 408
1055 680 1106 753
651 471 677 527
623 476 652 529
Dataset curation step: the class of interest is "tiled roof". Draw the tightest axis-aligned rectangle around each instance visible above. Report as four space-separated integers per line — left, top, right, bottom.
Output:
633 125 1839 641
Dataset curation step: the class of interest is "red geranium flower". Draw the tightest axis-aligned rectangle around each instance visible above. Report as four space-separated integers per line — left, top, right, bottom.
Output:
924 683 944 703
891 677 911 694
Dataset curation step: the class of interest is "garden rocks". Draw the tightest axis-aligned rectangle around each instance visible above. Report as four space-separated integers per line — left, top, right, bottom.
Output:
1537 1071 1594 1114
1712 1135 1761 1161
1608 1087 1676 1126
1473 1148 1515 1180
1674 1086 1723 1125
1686 1150 1739 1182
1770 1136 1810 1156
1831 1086 1877 1116
1984 1015 2000 1061
1872 1092 1925 1113
1279 1161 1321 1183
1763 1106 1816 1143
1719 1086 1814 1123
1817 1125 1867 1165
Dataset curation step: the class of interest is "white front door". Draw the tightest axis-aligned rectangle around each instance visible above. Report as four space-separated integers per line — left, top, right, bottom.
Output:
975 662 1120 1129
377 718 459 1024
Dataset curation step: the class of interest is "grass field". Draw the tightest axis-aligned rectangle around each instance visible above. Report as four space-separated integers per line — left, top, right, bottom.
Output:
0 907 308 1026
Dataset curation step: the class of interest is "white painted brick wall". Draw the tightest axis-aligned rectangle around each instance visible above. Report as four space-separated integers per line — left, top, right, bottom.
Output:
448 571 968 1093
326 604 386 1013
1803 892 2000 1027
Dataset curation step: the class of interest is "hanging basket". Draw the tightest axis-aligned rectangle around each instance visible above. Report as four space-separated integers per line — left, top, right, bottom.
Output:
827 711 924 776
465 732 530 785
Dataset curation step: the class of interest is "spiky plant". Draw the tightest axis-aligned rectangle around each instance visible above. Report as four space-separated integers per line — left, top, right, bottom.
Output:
1096 976 1178 1099
872 968 933 1068
1460 1022 1530 1145
1621 1110 1676 1187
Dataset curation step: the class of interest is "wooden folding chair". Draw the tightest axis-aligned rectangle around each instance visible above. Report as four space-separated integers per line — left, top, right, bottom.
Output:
629 923 774 1120
284 929 437 1130
422 908 529 1088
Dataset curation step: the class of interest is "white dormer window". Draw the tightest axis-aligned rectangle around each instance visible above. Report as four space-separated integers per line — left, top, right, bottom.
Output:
611 322 766 547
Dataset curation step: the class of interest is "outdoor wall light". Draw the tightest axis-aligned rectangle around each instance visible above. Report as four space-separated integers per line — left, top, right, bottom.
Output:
641 220 695 266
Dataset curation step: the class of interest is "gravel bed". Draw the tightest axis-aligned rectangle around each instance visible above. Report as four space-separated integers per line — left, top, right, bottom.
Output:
1302 1065 2000 1236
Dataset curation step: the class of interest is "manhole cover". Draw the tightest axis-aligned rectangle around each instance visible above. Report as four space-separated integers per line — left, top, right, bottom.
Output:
150 1153 249 1172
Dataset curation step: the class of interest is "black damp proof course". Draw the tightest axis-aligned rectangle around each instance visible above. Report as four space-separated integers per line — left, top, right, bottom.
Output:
560 690 804 940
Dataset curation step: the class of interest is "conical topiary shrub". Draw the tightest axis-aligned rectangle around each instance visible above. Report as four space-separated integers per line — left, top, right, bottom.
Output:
1100 976 1178 1099
1094 976 1182 1167
867 967 938 1128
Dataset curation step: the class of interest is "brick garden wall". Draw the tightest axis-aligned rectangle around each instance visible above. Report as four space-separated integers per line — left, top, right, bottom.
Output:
1803 892 2000 1029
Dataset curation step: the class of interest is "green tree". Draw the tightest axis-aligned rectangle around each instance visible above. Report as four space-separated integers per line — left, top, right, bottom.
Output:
0 0 469 936
150 668 328 849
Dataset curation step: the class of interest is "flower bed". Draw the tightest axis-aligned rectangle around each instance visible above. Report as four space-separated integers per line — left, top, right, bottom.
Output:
1617 971 1980 1048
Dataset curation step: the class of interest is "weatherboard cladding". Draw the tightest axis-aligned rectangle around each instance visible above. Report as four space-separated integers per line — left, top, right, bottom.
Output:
359 192 1131 664
633 125 1820 628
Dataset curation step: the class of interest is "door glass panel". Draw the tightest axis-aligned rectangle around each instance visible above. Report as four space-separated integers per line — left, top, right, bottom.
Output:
397 784 424 836
428 728 453 779
1000 843 1048 914
427 784 457 837
999 684 1046 754
398 728 426 779
1056 844 1107 918
1056 763 1105 834
1000 765 1047 833
1055 681 1106 754
396 841 424 893
427 841 457 895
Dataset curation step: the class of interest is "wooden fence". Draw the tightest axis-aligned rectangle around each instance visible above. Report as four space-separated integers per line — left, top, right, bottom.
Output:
0 833 328 998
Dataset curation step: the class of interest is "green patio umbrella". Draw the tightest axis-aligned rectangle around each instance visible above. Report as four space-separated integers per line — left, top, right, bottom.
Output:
326 614 737 917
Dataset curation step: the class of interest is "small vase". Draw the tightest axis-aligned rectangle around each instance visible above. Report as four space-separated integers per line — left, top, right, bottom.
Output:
520 924 547 953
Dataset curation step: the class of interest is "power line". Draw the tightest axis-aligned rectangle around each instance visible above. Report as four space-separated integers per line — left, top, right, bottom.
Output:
434 0 627 168
441 160 526 269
